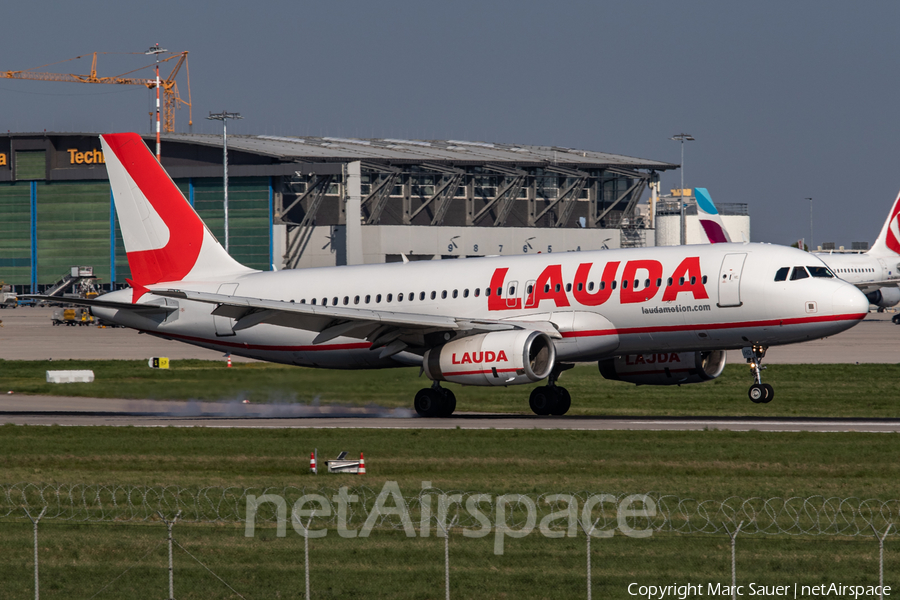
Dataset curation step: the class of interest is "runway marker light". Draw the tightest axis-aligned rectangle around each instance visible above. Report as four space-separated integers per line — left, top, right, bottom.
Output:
358 452 366 475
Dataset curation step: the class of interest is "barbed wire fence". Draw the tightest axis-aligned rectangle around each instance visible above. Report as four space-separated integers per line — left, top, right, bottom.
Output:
1 483 897 599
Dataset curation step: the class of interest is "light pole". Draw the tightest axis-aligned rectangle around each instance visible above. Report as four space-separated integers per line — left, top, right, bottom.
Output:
145 44 167 161
207 111 243 253
670 133 695 245
805 197 813 251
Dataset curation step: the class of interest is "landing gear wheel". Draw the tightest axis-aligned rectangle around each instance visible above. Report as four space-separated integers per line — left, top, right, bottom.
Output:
893 314 900 325
549 387 571 416
761 383 774 403
749 384 767 403
529 386 555 416
414 388 444 418
439 388 457 417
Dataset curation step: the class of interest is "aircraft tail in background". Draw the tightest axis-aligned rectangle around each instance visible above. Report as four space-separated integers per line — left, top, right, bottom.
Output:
869 188 900 257
694 188 732 244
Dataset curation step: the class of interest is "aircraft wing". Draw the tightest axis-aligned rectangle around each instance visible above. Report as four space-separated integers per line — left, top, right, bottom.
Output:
152 288 561 357
20 295 177 314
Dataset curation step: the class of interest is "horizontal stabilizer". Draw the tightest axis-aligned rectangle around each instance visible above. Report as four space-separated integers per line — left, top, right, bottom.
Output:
21 295 177 314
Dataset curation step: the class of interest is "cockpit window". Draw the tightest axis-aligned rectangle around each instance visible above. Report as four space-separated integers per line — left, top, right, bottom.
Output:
774 267 789 282
807 266 834 278
790 266 810 280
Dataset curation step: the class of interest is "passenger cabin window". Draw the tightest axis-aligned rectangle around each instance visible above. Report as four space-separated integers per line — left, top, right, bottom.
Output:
774 267 789 282
807 266 834 278
474 288 480 297
790 266 809 280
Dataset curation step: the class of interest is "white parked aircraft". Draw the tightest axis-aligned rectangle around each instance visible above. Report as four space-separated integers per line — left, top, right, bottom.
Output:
32 134 870 415
812 190 900 309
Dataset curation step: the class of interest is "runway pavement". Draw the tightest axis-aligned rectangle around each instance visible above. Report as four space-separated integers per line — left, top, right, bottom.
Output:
1 395 898 432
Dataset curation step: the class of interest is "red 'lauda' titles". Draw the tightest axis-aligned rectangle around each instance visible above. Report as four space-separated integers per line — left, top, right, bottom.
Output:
489 256 708 311
525 264 570 308
451 350 509 364
661 257 709 301
572 261 619 306
619 260 663 304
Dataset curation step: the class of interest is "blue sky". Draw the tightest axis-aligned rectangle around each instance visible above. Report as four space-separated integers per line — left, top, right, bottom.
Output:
3 1 898 246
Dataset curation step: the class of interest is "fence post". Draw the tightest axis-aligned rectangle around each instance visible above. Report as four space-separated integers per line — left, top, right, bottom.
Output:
724 521 744 600
436 515 458 600
24 507 46 600
579 519 599 600
158 511 182 600
871 524 892 600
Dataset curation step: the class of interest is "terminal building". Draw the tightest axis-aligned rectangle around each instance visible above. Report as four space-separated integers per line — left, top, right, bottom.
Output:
0 132 680 293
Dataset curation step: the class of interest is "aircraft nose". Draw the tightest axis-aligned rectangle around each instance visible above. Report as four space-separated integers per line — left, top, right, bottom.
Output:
832 283 869 318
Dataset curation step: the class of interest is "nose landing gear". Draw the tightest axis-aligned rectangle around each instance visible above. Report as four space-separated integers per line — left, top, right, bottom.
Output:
528 363 574 416
414 382 457 417
743 345 774 403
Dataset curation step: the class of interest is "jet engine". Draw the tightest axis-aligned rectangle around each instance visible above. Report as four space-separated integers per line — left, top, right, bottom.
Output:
598 350 726 386
423 330 556 386
865 287 900 308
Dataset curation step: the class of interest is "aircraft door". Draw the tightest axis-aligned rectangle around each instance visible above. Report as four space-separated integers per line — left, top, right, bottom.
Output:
506 280 519 309
214 283 239 336
717 253 746 308
523 279 536 308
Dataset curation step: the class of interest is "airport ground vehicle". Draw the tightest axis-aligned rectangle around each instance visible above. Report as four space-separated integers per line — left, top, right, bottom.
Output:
51 307 94 326
1 285 17 309
28 133 870 415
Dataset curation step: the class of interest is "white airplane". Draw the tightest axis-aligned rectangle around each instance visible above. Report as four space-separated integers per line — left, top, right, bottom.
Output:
812 190 900 309
31 133 870 415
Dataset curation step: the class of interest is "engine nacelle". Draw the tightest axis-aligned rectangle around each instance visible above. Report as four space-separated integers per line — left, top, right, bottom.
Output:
865 287 900 308
598 350 726 386
423 330 556 386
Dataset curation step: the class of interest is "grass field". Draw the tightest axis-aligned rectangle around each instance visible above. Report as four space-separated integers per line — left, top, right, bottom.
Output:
3 358 900 417
2 360 898 598
2 426 898 599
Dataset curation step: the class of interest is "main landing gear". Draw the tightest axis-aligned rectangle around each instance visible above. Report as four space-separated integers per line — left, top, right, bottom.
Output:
414 382 457 418
529 363 574 416
742 345 774 404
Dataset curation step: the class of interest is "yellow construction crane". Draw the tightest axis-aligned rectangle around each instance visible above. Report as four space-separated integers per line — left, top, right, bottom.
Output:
1 51 192 133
